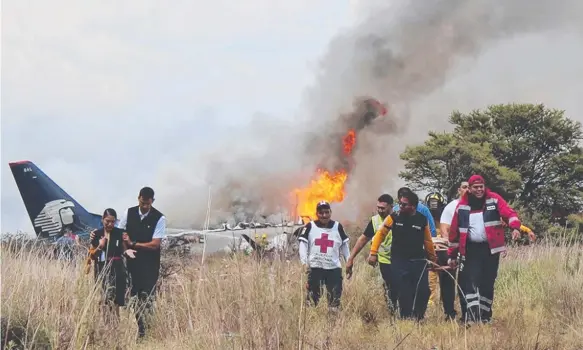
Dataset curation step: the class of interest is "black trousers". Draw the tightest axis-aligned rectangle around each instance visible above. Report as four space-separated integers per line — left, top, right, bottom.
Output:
127 260 160 337
435 250 457 319
390 259 430 320
94 259 127 307
378 263 397 313
306 268 343 308
459 242 500 323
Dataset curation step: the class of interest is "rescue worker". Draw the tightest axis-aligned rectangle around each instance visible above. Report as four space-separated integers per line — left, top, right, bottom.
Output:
393 188 437 308
368 191 437 321
448 175 522 324
299 201 350 312
345 194 396 312
439 181 470 320
394 187 437 236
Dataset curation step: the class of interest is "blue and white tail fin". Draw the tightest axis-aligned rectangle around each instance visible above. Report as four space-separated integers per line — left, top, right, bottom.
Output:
8 160 102 239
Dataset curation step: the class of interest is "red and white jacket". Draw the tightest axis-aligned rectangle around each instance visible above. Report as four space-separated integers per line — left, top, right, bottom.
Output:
448 189 521 258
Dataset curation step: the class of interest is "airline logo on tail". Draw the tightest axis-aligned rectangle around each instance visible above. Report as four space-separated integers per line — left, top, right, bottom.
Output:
33 199 77 237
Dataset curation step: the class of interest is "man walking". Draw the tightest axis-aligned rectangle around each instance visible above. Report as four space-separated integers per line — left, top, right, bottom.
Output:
368 191 437 321
119 186 167 338
394 187 438 307
345 194 395 312
448 175 522 324
299 201 350 312
394 187 437 236
438 181 469 320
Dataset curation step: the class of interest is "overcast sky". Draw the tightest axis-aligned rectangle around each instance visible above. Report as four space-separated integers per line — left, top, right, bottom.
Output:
3 0 583 233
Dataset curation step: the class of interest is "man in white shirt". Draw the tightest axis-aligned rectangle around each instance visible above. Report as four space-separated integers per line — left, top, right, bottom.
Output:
298 201 350 311
119 186 167 338
440 181 469 234
437 181 469 321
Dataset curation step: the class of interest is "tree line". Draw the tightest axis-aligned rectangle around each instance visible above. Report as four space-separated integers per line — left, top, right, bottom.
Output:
398 103 583 239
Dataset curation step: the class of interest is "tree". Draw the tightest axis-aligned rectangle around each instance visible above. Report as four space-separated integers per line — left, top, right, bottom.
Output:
400 103 583 221
399 132 522 201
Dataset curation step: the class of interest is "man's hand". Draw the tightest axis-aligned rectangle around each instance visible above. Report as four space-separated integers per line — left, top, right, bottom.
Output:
512 229 521 241
527 230 536 242
447 258 458 270
367 254 378 267
346 257 354 280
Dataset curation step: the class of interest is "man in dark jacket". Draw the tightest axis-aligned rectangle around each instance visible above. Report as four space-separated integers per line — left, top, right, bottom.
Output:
368 191 437 320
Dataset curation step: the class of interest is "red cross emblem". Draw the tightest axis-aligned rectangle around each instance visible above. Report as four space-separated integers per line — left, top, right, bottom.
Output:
315 233 334 253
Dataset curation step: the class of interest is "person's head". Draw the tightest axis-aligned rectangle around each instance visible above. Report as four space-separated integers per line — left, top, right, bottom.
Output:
398 191 419 215
425 192 445 216
138 186 155 213
458 181 469 198
316 201 332 224
377 194 394 218
468 175 486 199
397 187 411 200
102 208 117 232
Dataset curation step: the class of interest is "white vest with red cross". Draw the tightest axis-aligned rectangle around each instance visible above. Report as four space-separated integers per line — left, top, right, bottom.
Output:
306 220 344 270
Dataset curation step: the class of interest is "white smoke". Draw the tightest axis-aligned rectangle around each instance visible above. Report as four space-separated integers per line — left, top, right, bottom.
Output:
159 0 583 228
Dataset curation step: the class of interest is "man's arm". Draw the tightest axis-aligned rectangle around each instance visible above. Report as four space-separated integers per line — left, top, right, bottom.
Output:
299 241 308 265
439 201 456 240
447 209 460 259
494 193 521 229
439 223 450 240
338 223 350 261
134 216 166 250
348 221 374 260
423 222 437 263
298 222 312 265
370 215 394 255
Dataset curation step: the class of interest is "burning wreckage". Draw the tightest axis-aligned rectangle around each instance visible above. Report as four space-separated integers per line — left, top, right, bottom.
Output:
32 97 389 261
164 97 390 258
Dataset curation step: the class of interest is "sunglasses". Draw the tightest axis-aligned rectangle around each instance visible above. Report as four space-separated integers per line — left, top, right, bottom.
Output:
398 202 412 207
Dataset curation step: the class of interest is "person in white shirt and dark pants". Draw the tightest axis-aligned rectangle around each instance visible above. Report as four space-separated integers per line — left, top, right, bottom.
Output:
118 186 167 338
299 201 350 311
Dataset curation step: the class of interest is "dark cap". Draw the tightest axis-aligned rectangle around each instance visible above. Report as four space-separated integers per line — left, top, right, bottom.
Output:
316 201 331 211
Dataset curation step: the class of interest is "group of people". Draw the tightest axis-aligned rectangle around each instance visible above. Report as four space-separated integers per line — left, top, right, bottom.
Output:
86 176 536 338
87 186 167 339
298 175 536 324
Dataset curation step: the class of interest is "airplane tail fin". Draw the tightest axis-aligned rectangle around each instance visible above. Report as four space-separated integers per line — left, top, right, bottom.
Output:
8 160 102 239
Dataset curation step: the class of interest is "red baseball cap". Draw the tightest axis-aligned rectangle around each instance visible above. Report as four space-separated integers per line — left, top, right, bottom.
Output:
468 174 485 185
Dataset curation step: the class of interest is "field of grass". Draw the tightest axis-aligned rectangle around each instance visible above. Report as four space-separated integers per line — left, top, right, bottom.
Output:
2 233 583 350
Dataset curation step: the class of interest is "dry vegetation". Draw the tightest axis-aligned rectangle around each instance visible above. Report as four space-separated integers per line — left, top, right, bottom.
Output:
2 231 583 350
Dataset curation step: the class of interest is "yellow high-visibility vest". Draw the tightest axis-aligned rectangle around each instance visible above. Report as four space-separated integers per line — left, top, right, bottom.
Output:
372 214 392 264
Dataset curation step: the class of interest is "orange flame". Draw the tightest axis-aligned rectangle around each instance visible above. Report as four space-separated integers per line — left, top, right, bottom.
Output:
293 129 356 221
342 129 356 156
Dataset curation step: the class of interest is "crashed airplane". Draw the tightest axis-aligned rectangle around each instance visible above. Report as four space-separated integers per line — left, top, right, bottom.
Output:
7 97 390 257
7 160 304 257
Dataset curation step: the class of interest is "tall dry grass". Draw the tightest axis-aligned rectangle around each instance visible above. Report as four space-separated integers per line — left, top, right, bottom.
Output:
1 235 583 350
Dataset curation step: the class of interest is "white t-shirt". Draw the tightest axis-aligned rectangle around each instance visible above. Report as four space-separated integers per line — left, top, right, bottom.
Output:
440 199 459 225
468 212 487 242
